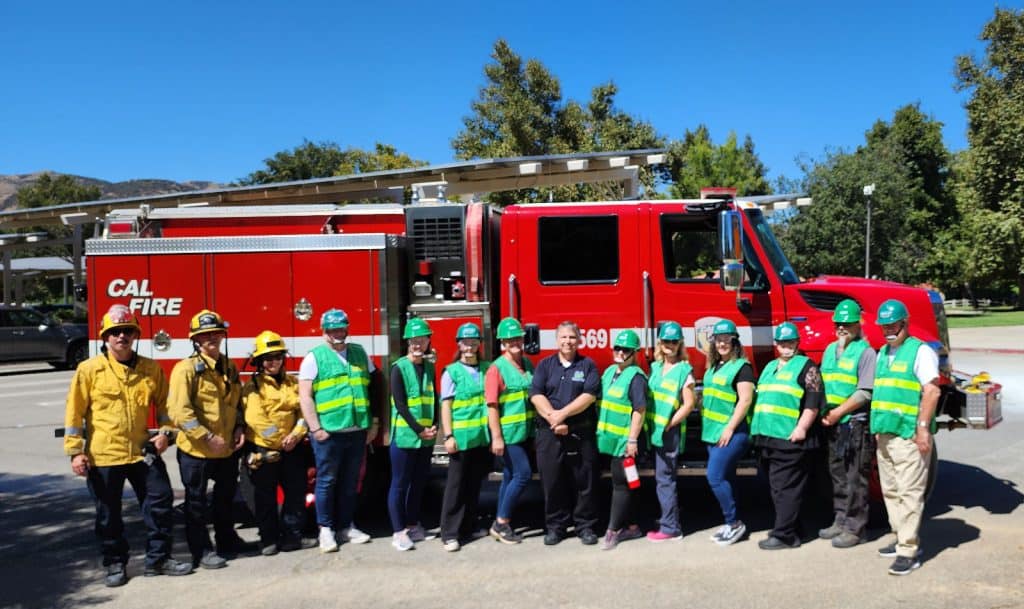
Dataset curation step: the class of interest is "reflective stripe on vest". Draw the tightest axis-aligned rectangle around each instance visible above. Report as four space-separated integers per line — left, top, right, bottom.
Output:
446 361 491 450
390 357 435 449
646 360 692 451
821 339 869 423
701 358 748 444
597 365 644 457
750 355 808 440
495 355 534 445
311 343 370 432
870 337 926 439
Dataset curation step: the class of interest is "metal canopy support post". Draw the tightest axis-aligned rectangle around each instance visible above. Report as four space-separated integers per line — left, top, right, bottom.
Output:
2 250 10 304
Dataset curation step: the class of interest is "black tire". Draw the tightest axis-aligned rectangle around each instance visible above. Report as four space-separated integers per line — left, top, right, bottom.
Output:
64 341 89 370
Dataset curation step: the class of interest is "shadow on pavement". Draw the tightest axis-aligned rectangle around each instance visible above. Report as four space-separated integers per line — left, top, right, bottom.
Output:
927 459 1024 517
0 472 191 609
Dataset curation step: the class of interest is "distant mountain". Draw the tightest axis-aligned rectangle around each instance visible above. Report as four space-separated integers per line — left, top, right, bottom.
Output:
0 171 221 210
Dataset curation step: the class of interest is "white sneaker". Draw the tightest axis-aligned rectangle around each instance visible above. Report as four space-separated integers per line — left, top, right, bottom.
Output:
392 531 415 552
319 527 338 553
709 525 728 541
714 521 747 546
339 526 371 545
407 524 436 542
443 539 461 552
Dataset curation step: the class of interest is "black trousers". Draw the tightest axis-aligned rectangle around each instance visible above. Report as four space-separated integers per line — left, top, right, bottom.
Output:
86 457 174 567
245 443 308 546
760 445 811 545
826 419 875 537
177 450 240 560
535 425 599 535
608 456 635 531
440 446 491 542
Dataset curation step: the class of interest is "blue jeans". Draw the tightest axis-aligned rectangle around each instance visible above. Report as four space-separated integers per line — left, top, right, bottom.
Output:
311 429 366 530
653 425 681 535
706 429 749 525
387 443 433 533
496 443 532 521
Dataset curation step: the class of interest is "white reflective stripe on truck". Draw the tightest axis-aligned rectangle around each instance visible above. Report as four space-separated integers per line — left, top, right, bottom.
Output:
127 335 391 360
539 326 775 350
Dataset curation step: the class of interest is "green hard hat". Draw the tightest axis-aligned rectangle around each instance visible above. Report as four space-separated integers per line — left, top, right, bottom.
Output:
456 322 482 341
832 299 862 323
321 308 349 330
774 322 799 342
496 317 525 340
875 299 909 325
403 317 432 339
712 319 738 336
658 321 683 342
613 329 641 350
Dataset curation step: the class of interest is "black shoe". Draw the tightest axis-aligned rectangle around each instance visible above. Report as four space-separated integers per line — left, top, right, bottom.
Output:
888 555 922 576
217 535 259 556
831 532 863 549
260 544 279 556
877 542 898 558
144 558 193 577
578 529 599 546
758 536 799 550
279 537 318 552
104 563 128 588
543 530 565 546
489 521 523 545
197 551 227 569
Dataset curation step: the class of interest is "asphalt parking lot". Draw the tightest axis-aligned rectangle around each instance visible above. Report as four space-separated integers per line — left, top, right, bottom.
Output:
1 327 1021 609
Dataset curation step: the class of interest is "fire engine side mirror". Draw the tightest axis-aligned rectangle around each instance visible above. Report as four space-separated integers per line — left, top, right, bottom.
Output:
718 211 744 292
523 323 541 355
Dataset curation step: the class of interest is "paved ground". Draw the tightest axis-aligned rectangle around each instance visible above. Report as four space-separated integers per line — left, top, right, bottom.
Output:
0 329 1021 609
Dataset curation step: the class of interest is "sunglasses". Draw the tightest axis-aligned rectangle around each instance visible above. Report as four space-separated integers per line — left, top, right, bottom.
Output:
612 346 635 354
107 328 137 337
661 339 680 344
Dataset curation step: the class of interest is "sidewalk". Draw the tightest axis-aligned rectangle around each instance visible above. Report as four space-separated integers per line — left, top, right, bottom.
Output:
949 325 1024 354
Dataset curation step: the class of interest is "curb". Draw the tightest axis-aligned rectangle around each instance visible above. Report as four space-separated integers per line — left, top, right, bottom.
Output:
955 347 1024 355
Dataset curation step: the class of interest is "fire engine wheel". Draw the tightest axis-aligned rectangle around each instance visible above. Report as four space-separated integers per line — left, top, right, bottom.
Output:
868 439 939 504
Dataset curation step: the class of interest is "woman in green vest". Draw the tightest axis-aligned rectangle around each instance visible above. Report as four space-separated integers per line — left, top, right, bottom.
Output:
645 321 696 542
702 319 754 546
387 318 438 552
750 322 824 550
485 317 534 545
439 322 492 552
596 330 647 551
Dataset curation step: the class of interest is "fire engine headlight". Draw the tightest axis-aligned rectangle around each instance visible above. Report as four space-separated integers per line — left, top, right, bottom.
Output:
153 330 171 352
294 298 313 322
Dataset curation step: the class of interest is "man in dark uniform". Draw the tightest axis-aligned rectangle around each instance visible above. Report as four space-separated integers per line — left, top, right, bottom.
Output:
529 321 601 546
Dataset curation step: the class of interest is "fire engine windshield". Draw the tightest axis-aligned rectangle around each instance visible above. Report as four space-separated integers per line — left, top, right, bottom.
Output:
746 209 800 285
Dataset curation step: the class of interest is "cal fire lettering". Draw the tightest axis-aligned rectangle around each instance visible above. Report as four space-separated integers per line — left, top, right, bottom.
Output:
107 279 183 316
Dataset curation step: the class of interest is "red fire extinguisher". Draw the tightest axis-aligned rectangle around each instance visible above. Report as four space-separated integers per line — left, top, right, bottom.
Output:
622 456 640 489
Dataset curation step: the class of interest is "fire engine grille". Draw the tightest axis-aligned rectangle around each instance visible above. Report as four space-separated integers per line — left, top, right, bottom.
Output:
798 289 855 312
411 217 462 260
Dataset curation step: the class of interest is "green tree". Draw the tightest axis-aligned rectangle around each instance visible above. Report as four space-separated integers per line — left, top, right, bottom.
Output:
777 104 955 286
954 7 1024 305
665 126 771 198
12 174 101 303
239 140 426 185
452 40 666 204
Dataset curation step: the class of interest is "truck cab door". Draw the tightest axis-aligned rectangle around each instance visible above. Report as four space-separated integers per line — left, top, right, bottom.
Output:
507 204 645 369
646 206 777 377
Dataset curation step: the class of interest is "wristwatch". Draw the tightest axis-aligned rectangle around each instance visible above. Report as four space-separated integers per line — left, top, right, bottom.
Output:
917 420 929 428
444 434 454 441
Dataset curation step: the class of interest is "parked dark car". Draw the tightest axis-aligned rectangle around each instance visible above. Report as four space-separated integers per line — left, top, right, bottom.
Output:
0 305 89 369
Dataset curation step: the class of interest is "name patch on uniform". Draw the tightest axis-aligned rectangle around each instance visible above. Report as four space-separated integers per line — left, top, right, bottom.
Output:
608 388 624 398
660 380 677 391
891 362 908 373
777 372 794 381
572 370 586 382
713 375 726 385
839 360 855 370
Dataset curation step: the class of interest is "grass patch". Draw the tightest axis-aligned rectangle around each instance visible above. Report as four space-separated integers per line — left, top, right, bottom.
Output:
946 307 1024 328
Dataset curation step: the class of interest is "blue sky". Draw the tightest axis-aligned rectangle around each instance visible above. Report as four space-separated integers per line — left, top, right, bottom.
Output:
1 1 1015 185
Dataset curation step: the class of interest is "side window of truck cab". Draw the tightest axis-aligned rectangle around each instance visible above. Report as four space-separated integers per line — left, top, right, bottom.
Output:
538 215 619 284
659 214 768 290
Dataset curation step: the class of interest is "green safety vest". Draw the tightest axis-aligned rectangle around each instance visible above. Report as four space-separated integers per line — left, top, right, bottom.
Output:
494 355 535 445
871 337 932 438
821 339 870 424
390 357 435 449
750 355 809 440
597 365 645 457
701 358 749 444
311 343 370 432
646 360 693 451
446 361 491 450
